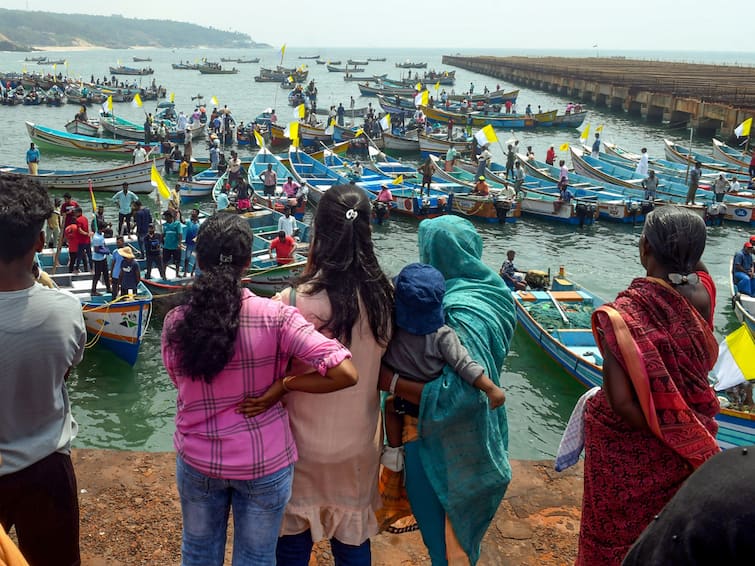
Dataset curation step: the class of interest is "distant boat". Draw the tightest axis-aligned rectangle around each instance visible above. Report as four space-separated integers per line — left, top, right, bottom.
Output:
327 64 365 73
172 62 200 70
298 54 320 59
132 56 152 62
367 57 386 62
64 118 100 137
109 65 154 76
197 63 239 75
37 58 65 65
395 61 427 69
347 59 369 66
25 56 47 62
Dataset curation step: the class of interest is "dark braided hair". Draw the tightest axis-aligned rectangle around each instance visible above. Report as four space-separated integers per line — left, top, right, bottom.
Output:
642 206 706 274
297 184 393 346
166 213 252 382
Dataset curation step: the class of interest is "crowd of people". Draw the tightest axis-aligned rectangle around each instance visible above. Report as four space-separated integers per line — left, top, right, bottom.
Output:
3 161 755 566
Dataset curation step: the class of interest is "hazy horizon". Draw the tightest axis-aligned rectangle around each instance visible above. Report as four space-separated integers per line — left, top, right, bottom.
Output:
4 0 752 51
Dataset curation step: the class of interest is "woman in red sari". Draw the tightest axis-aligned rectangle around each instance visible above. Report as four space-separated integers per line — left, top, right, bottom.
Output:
576 207 721 566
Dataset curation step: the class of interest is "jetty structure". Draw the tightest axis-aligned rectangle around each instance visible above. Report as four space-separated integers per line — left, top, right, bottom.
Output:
442 55 755 136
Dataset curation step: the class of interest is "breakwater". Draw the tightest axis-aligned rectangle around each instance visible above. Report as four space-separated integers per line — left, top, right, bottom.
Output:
442 55 755 136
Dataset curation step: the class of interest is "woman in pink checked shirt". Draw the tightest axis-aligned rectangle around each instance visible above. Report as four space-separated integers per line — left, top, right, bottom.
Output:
162 213 358 566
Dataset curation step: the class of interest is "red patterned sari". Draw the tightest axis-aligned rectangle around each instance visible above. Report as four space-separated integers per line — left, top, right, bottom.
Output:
576 276 720 566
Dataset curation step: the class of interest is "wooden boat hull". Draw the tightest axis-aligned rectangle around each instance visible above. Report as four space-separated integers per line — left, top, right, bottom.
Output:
26 121 160 159
712 138 751 169
423 105 537 129
0 158 165 193
248 148 307 220
447 88 519 105
418 133 471 157
663 139 748 175
65 119 99 137
109 66 154 76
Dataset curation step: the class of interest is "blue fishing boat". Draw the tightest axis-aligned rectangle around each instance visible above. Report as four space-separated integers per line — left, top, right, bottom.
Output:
178 169 222 201
663 139 749 176
286 147 360 206
712 138 752 169
516 269 755 448
26 121 160 159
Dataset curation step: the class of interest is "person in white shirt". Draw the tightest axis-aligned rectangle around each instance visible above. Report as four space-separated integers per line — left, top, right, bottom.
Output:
277 207 297 237
730 177 741 194
635 147 649 176
132 144 147 164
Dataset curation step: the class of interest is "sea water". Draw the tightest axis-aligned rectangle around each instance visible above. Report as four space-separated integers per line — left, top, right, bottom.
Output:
0 46 749 458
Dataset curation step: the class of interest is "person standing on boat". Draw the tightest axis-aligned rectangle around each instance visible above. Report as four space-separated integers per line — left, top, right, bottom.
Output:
591 133 601 158
418 158 434 197
46 197 61 248
259 162 277 197
132 143 147 164
686 161 702 205
733 241 754 296
545 145 556 166
504 144 516 179
559 159 569 182
90 224 111 296
713 173 730 203
182 209 200 277
132 200 151 254
513 161 525 194
574 207 720 565
642 170 659 201
25 142 40 175
73 207 92 273
163 210 184 276
112 182 138 237
269 231 296 265
337 103 345 126
277 208 297 238
445 145 458 171
0 175 86 566
476 145 492 179
177 111 188 143
209 143 219 171
117 245 140 296
635 147 649 176
143 224 166 280
282 176 300 200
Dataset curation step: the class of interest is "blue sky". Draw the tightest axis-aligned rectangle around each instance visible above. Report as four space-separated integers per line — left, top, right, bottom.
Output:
6 0 752 50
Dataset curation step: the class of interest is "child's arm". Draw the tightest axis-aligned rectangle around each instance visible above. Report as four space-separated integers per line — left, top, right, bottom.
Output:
473 373 506 409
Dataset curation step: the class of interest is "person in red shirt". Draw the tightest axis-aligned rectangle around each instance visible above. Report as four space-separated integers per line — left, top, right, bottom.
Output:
60 193 79 247
545 145 556 166
73 207 92 272
269 230 296 265
64 222 80 273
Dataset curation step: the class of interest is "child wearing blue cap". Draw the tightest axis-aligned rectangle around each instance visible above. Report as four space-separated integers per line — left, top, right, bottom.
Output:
381 262 506 471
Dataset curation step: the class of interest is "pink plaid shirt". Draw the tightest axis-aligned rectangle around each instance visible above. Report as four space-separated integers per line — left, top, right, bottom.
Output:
162 289 351 480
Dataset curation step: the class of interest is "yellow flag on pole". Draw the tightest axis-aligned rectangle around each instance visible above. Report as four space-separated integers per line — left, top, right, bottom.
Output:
560 142 570 152
295 104 306 119
284 122 299 146
434 81 440 91
415 82 422 91
253 129 265 148
281 44 286 58
595 124 604 133
735 118 752 137
210 95 219 106
354 128 364 137
53 64 56 72
579 123 590 143
473 124 498 146
288 75 294 83
106 95 113 112
151 163 171 199
131 93 143 108
414 90 429 107
392 174 404 185
169 92 175 103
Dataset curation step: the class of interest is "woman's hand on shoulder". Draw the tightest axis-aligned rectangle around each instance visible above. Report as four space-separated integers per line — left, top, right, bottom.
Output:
236 380 286 418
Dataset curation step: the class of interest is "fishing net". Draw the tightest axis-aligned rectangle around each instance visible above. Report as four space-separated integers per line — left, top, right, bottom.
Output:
524 301 595 330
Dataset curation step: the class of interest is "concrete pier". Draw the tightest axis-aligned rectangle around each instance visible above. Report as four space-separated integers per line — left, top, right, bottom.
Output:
442 55 755 136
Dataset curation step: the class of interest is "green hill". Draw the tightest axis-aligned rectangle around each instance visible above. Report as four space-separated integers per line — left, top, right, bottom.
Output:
0 9 266 50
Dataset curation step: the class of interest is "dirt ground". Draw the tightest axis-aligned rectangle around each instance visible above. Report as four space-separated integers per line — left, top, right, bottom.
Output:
72 450 582 565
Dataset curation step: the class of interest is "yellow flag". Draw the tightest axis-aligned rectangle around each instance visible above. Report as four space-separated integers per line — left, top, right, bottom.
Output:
595 124 604 133
560 142 570 151
415 82 422 91
392 174 404 185
473 124 497 146
151 163 171 199
284 121 299 145
288 75 294 83
280 44 286 58
22 65 27 73
579 123 590 142
329 117 336 127
735 118 752 137
131 93 143 108
434 81 440 91
296 104 306 119
354 128 364 137
210 95 219 106
169 92 175 103
253 129 265 148
53 64 56 72
106 95 113 112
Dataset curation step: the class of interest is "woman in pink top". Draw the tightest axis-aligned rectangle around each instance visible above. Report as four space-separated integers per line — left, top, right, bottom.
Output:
162 213 358 566
240 184 393 565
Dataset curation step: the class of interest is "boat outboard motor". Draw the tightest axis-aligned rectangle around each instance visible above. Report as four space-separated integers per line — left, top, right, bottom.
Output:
372 201 389 225
494 196 512 223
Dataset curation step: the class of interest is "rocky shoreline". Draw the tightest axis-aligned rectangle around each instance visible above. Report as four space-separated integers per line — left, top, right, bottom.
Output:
71 449 582 565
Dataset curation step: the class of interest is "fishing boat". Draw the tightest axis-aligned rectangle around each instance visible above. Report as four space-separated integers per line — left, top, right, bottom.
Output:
418 132 472 158
198 63 239 75
0 158 165 193
49 271 153 366
172 62 200 70
236 57 260 64
37 58 65 65
132 57 152 62
248 147 307 220
663 139 748 175
712 138 752 169
367 57 386 62
344 74 386 82
422 105 538 129
25 56 47 62
286 147 355 205
299 55 321 60
553 110 588 128
446 88 519 105
396 61 427 69
382 130 420 152
100 113 205 143
358 82 421 97
64 118 100 137
109 65 154 76
730 257 755 336
177 169 223 201
347 59 369 66
513 269 605 388
26 122 161 159
327 64 365 73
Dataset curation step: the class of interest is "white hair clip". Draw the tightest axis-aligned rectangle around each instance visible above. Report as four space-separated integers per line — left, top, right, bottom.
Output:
345 208 358 220
219 254 233 263
668 272 699 285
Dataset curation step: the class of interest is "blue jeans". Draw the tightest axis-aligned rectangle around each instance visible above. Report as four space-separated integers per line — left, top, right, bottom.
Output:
734 272 754 296
176 455 293 566
276 529 371 566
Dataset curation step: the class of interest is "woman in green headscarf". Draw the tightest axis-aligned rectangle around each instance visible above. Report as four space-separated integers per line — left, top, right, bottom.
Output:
379 215 516 565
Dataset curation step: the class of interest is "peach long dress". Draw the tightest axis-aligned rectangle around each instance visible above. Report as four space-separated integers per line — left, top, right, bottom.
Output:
276 286 386 545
